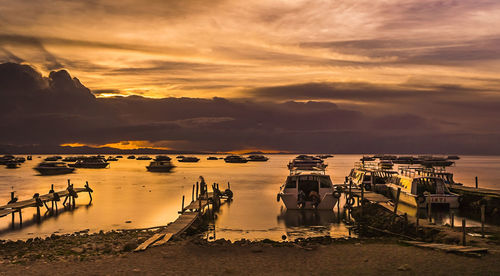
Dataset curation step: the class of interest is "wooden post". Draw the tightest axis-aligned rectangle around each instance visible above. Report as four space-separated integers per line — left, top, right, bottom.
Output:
192 185 195 202
196 182 199 200
360 181 364 216
394 187 401 214
475 176 478 189
228 182 230 190
416 207 419 229
10 192 15 226
481 204 485 238
337 199 341 223
427 197 432 223
462 219 466 246
450 212 454 228
199 194 202 213
72 195 76 208
18 210 22 226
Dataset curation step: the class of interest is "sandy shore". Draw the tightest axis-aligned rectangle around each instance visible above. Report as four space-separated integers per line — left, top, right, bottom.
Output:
1 231 500 275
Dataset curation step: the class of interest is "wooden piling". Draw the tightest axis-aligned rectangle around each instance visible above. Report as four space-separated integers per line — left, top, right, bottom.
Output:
196 182 199 200
427 198 432 223
450 212 454 228
394 187 401 214
475 176 478 189
462 219 466 246
192 185 195 202
10 192 15 226
337 199 341 223
481 204 485 238
181 195 185 213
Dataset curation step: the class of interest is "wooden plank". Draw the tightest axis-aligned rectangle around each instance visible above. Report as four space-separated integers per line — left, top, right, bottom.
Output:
0 209 15 218
151 233 174 247
134 233 166 252
0 188 90 210
401 240 488 254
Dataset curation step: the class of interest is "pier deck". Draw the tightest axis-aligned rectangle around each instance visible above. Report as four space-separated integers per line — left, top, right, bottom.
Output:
449 184 500 199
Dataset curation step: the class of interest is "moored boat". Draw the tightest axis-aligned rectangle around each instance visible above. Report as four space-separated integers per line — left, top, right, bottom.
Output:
287 155 326 171
385 168 460 208
278 157 339 210
68 156 109 168
224 155 248 163
247 155 269 162
34 161 75 175
137 156 152 160
5 160 20 169
107 156 118 161
154 155 171 161
127 155 136 159
178 156 200 162
44 156 59 161
146 160 175 172
207 156 219 160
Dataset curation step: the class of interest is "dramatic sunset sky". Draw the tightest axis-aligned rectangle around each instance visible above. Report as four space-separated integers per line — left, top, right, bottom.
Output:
1 0 499 153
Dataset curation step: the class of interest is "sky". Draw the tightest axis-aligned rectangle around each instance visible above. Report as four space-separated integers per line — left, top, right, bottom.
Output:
0 0 500 153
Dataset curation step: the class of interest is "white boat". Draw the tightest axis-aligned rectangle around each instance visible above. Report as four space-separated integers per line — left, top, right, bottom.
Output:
146 160 175 172
68 156 109 168
34 161 75 175
278 157 339 210
385 168 460 208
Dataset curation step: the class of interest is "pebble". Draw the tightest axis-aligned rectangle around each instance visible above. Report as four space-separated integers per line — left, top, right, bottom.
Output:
397 264 411 271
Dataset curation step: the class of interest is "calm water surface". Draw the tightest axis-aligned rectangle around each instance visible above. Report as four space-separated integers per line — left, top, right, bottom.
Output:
0 155 499 241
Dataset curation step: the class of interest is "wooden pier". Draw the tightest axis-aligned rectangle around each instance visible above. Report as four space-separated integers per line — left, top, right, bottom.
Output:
0 180 93 226
135 180 232 252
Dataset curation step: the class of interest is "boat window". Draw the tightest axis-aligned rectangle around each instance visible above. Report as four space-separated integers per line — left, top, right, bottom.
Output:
319 177 331 188
285 177 296 188
298 179 319 195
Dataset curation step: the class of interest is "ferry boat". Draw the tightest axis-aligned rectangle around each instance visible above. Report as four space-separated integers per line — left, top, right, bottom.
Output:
68 156 109 168
178 156 200 162
136 156 152 160
5 160 20 169
384 168 460 208
34 161 75 175
287 155 327 170
224 155 248 163
278 156 339 210
146 160 175 172
154 155 171 161
247 155 269 162
348 161 398 191
207 156 219 160
127 155 136 159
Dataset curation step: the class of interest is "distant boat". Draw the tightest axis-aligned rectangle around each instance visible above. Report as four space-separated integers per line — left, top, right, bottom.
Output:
5 160 20 169
317 154 333 159
68 156 109 168
14 157 26 163
176 155 185 159
137 156 152 160
26 155 32 161
62 156 79 162
178 156 200 162
116 156 123 158
154 155 171 161
146 160 175 172
44 156 59 161
247 155 269 162
224 155 248 163
207 156 219 160
447 155 460 160
34 161 75 175
127 155 136 159
107 156 118 161
287 155 326 171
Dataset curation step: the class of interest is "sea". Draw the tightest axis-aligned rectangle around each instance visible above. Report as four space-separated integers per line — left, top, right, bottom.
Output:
0 155 499 241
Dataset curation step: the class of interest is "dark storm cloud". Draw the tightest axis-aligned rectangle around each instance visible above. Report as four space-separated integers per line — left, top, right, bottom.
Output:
1 62 500 153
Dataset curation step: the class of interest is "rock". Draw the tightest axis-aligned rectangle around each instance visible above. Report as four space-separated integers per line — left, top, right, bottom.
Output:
70 247 84 254
398 264 411 271
132 268 141 273
125 221 132 224
123 242 138 252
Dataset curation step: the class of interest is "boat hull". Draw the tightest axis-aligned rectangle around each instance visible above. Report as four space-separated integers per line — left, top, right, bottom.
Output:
146 166 174 172
34 167 75 175
279 193 338 210
387 184 460 208
68 163 109 168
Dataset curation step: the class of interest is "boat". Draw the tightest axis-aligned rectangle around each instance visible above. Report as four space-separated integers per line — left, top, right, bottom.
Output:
146 160 175 172
178 156 200 162
207 156 219 160
34 161 75 175
348 162 398 191
27 155 32 161
317 154 334 159
14 157 25 163
420 156 454 168
116 156 123 158
127 155 136 159
278 157 339 210
360 156 375 162
0 155 14 165
62 156 79 162
68 156 109 168
154 155 171 161
287 155 327 171
107 156 118 161
393 156 421 164
247 155 269 162
384 168 460 208
44 156 59 161
176 155 185 159
5 160 20 169
224 155 248 163
137 156 152 160
447 155 460 160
